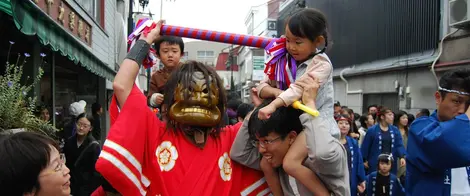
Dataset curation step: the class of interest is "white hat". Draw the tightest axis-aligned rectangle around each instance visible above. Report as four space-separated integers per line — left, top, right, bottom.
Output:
69 100 87 116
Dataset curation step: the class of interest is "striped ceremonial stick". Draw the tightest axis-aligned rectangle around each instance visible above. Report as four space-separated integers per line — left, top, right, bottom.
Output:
159 24 319 117
160 25 274 49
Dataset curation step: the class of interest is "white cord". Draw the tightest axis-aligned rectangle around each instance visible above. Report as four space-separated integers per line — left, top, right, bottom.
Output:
430 29 460 87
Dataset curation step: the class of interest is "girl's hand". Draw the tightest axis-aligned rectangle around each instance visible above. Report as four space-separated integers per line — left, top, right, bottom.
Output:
350 133 360 139
400 158 406 167
258 104 276 120
250 88 263 107
357 181 366 193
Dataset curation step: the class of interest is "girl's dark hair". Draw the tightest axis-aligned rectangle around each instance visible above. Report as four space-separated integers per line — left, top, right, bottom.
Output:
407 113 415 127
376 106 393 123
75 113 94 128
342 109 359 134
35 105 50 117
378 153 394 166
163 61 227 134
286 8 329 54
394 110 409 136
0 132 59 195
335 113 351 124
359 113 370 129
359 113 376 128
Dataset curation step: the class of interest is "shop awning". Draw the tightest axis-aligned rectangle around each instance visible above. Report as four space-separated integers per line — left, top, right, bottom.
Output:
0 0 115 80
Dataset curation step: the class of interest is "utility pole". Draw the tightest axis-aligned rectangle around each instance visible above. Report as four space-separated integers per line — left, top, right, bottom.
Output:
230 45 235 91
127 0 134 43
160 0 163 19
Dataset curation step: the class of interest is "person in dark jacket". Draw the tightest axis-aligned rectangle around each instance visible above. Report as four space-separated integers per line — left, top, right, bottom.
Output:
91 103 103 141
64 113 101 196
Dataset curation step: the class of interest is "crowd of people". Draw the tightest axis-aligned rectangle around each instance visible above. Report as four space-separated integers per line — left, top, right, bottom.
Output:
2 7 470 196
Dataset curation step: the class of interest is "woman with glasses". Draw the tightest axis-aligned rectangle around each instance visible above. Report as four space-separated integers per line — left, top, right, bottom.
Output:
0 132 71 195
64 113 101 196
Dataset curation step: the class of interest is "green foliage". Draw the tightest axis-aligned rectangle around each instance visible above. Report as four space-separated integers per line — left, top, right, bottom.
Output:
0 54 58 139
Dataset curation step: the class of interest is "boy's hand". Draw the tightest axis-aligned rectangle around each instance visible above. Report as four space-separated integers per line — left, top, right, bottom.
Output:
154 93 164 105
258 105 276 120
364 161 369 169
139 20 165 45
250 88 263 107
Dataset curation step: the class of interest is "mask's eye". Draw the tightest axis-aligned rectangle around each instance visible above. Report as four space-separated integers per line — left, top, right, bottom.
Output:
202 84 209 94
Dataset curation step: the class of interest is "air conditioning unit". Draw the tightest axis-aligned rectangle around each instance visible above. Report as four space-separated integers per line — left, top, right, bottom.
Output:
449 0 470 28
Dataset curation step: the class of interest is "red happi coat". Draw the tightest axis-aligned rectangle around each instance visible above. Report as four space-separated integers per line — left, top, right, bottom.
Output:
97 86 270 196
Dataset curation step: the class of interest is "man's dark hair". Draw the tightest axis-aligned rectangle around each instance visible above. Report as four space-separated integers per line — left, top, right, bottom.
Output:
439 68 470 98
154 36 185 56
248 100 304 140
227 99 242 111
368 104 378 111
236 103 254 119
227 91 241 101
0 132 59 195
334 103 341 107
419 108 430 117
92 103 101 114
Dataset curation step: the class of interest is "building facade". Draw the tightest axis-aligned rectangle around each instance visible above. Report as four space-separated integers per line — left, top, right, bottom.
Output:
0 0 127 140
277 0 470 115
182 41 231 67
238 0 282 102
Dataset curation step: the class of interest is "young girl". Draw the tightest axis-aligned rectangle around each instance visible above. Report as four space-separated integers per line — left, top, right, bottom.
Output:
361 106 406 175
337 114 367 196
365 154 405 196
258 8 343 195
256 8 339 140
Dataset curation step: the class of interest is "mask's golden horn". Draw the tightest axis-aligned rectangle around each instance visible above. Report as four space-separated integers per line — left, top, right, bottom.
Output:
292 101 320 117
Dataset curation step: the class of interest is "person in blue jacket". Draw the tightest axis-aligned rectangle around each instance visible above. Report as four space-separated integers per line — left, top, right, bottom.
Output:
406 68 470 196
337 114 367 195
361 106 406 175
366 154 405 196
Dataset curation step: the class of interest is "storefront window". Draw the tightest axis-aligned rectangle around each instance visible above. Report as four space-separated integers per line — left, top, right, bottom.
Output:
58 60 97 124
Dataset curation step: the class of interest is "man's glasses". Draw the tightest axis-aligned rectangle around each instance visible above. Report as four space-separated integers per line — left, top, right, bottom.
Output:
251 136 282 148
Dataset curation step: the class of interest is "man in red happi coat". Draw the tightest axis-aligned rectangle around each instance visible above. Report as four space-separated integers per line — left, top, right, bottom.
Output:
95 20 270 196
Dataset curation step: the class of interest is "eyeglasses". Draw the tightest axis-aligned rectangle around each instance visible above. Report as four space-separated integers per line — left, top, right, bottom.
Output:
77 123 91 129
251 136 282 148
40 153 66 177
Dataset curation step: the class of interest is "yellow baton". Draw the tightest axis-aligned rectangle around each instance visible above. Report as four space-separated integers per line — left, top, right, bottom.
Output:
292 101 320 117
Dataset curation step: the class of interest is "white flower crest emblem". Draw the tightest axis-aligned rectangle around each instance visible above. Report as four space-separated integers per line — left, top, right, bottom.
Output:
218 152 232 181
156 141 178 172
